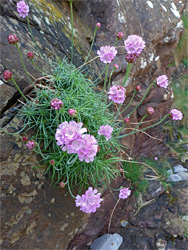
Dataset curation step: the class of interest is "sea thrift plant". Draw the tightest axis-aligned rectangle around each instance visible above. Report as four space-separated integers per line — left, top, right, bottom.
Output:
146 106 154 115
3 70 13 81
117 32 124 40
119 188 131 199
50 98 63 110
108 85 126 104
68 109 77 117
170 109 183 120
26 140 36 150
27 52 34 59
97 46 117 64
98 125 113 141
124 35 145 56
7 34 18 45
17 0 29 18
96 22 101 28
156 75 169 88
75 187 103 213
124 117 130 123
126 53 137 63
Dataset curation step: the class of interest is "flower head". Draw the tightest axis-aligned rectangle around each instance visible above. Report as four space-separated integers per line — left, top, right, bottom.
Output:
124 117 130 123
146 106 154 115
170 109 183 120
126 53 138 63
22 136 28 142
50 98 63 110
96 22 101 28
26 140 36 150
97 46 117 64
7 34 19 45
135 85 141 91
114 64 119 69
59 182 65 188
98 125 113 141
68 109 77 118
119 187 131 199
108 85 126 104
3 70 13 81
156 75 168 88
117 32 124 40
75 187 103 213
50 160 55 165
17 0 29 18
124 35 145 56
27 52 33 60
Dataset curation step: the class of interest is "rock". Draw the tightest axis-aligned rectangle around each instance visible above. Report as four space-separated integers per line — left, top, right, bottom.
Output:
120 220 128 228
156 238 167 250
90 233 123 250
167 174 182 182
173 165 187 173
177 172 188 181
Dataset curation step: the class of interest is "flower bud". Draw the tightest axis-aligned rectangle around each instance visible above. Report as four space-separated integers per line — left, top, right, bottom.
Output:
117 32 124 40
27 52 34 60
22 136 28 142
135 85 141 91
68 109 77 118
59 182 65 188
50 160 55 165
3 70 13 81
26 140 36 150
7 34 19 45
50 98 63 110
124 117 130 123
96 22 101 28
146 107 154 115
120 168 124 173
114 64 119 69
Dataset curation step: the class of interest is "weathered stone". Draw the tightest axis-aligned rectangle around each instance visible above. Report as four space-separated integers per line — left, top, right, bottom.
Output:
177 172 188 181
90 233 123 250
167 174 182 182
173 164 187 173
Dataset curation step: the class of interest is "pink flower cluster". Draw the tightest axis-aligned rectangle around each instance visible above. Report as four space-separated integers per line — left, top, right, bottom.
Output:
170 109 183 120
97 46 117 64
50 98 63 110
108 85 126 104
156 75 169 88
98 125 113 141
55 121 98 163
26 140 36 150
124 35 145 56
75 187 103 213
17 0 29 18
119 187 131 199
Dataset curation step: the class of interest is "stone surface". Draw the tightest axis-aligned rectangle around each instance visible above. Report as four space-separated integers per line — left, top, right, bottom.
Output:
178 172 188 181
90 233 123 250
173 164 187 173
167 174 182 182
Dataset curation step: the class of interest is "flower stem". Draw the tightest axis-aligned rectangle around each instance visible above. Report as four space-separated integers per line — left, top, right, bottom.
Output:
123 63 133 87
118 114 169 139
69 1 74 63
11 77 30 102
108 198 120 234
56 110 59 126
31 59 44 74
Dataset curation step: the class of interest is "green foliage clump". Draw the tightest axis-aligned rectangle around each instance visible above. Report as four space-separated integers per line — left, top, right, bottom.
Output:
19 59 122 194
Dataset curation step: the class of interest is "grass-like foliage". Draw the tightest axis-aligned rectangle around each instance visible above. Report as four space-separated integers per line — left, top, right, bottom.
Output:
19 59 122 194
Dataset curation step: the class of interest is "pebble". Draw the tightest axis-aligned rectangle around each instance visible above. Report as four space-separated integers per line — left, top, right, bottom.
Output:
90 233 123 250
173 165 187 173
167 174 182 182
121 220 128 228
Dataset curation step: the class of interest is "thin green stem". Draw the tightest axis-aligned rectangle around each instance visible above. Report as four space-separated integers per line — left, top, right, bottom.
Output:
31 60 44 74
118 114 169 139
56 110 59 126
11 77 30 102
123 63 133 87
69 1 74 63
108 198 120 234
126 82 155 118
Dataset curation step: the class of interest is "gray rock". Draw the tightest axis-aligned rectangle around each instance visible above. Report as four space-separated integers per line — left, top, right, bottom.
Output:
90 233 123 250
167 174 182 182
173 165 187 173
177 172 188 181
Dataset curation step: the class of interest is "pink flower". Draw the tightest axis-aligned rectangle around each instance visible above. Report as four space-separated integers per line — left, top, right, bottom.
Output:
114 64 119 69
119 187 131 199
124 35 145 55
154 157 158 161
17 0 29 18
96 22 101 28
108 85 126 104
156 75 169 88
126 53 138 63
3 70 13 81
68 109 77 118
22 136 28 142
97 46 117 64
124 117 130 123
170 109 183 120
98 125 113 141
7 34 19 45
27 52 33 59
26 140 36 150
77 134 98 163
55 121 87 150
75 187 103 213
135 85 141 91
50 98 63 110
117 32 124 40
146 106 154 115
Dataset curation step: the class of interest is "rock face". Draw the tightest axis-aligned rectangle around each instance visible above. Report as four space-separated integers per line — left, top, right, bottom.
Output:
0 0 187 249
